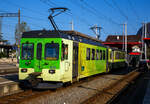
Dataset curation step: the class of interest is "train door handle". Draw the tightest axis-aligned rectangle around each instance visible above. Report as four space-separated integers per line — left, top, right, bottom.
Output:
65 62 70 71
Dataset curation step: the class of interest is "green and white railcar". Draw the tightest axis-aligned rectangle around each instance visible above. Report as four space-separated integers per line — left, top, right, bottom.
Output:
19 30 126 88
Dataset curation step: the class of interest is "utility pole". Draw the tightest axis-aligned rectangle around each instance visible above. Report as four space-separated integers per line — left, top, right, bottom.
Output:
0 17 2 39
90 25 102 40
122 24 125 50
17 9 20 63
0 9 20 63
141 23 145 59
125 23 127 59
0 10 20 44
145 23 147 59
70 20 74 30
17 9 20 45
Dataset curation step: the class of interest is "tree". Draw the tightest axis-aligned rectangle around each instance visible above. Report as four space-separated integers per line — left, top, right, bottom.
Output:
0 33 3 41
15 21 30 45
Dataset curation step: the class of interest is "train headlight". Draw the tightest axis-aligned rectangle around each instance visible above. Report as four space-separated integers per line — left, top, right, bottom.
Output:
21 68 27 73
49 70 55 74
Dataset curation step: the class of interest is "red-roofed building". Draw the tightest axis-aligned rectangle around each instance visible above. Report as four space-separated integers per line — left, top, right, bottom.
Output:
103 35 142 54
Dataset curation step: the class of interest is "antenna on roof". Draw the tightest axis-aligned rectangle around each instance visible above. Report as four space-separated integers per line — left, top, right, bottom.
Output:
48 7 68 31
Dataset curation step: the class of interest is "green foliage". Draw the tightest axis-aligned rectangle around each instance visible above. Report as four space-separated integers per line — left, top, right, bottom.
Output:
15 21 30 45
0 52 7 58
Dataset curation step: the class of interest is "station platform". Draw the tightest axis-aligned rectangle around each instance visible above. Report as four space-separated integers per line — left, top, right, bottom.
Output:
0 63 18 74
0 63 21 97
0 73 21 97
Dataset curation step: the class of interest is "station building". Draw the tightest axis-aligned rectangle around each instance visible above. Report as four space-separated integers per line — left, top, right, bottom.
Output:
0 40 13 58
103 35 142 55
103 22 150 61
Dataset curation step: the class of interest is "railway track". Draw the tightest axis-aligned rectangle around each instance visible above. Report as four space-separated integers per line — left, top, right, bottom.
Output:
82 70 140 104
0 89 54 104
0 69 140 104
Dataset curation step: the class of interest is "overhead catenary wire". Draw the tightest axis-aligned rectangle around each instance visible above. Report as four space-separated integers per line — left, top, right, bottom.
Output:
103 0 138 34
126 0 141 32
40 0 92 27
1 0 50 29
70 0 123 38
111 0 128 20
47 0 92 27
2 0 48 17
127 0 140 20
79 0 120 26
103 0 116 10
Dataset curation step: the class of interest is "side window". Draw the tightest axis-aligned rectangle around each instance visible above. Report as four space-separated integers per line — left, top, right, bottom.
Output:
22 43 34 60
122 53 125 59
92 49 95 60
103 50 105 60
37 43 42 60
112 51 114 61
110 51 112 60
86 48 90 60
115 52 119 59
96 49 99 60
100 50 102 60
61 43 68 60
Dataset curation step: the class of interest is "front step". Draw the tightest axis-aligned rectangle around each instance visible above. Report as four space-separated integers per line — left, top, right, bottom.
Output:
34 82 63 89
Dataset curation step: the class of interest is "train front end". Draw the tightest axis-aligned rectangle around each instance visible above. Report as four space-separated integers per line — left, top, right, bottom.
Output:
19 33 64 89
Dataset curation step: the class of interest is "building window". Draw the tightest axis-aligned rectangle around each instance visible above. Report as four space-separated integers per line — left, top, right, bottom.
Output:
86 48 90 60
92 49 95 60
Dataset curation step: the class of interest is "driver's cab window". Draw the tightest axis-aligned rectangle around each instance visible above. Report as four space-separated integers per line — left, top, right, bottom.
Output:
22 43 34 60
61 43 68 60
45 43 59 60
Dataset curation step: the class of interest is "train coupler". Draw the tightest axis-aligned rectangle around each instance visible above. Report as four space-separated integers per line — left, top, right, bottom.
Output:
28 72 42 87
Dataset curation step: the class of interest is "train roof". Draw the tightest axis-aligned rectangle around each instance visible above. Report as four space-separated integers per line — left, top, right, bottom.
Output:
22 30 106 47
106 46 125 52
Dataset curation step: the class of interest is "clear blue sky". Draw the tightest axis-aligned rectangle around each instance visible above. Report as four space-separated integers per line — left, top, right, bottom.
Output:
0 0 150 44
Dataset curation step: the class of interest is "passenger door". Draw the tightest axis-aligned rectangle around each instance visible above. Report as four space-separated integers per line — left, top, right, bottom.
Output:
106 49 109 72
35 42 43 72
61 39 73 82
72 42 78 79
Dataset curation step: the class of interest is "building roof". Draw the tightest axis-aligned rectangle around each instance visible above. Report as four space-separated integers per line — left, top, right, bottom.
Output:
136 22 150 38
105 35 141 43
